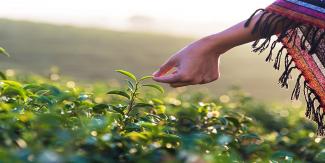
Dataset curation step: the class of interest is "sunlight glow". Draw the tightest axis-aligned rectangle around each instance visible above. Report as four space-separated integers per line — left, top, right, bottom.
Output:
0 0 274 36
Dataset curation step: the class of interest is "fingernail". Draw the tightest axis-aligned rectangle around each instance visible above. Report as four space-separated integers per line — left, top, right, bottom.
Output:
152 71 159 76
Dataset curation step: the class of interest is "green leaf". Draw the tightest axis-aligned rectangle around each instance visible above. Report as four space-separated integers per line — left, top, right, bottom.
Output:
125 123 141 132
155 105 166 114
36 96 53 105
111 105 125 115
151 98 164 105
142 84 164 94
220 117 228 126
127 80 135 92
160 134 180 143
271 150 294 160
0 72 6 80
107 90 130 99
115 70 137 81
239 133 260 140
125 131 148 141
93 104 109 113
137 121 157 130
35 90 50 95
2 86 27 101
1 80 22 87
217 134 232 145
0 47 10 57
140 75 153 81
23 84 41 91
133 103 154 108
315 149 325 162
225 116 240 127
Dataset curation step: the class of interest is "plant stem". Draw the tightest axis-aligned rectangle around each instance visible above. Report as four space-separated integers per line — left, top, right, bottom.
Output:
126 81 139 115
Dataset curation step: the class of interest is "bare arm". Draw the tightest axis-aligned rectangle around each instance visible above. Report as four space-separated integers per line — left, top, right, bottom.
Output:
209 14 263 51
152 14 276 87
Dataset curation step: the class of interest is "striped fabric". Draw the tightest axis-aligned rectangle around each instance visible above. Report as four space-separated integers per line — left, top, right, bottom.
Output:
245 0 325 135
268 0 325 28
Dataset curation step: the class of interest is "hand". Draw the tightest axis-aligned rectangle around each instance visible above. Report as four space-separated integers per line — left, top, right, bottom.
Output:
152 14 269 88
152 34 230 88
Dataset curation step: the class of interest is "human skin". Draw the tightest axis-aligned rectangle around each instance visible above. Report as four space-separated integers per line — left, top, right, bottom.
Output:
152 14 275 87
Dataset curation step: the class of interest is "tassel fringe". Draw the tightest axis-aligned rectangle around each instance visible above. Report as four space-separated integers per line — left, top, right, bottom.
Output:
245 9 325 136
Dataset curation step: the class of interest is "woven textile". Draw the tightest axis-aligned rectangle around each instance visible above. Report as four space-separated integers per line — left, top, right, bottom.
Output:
245 0 325 135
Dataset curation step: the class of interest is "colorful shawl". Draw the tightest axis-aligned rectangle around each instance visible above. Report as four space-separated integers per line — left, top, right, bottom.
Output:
245 0 325 135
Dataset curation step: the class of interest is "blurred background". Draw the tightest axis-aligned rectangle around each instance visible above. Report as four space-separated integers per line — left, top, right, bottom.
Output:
0 0 301 104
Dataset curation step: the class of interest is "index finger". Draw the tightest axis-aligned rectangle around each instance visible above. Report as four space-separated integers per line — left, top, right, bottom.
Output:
153 72 182 83
153 57 177 77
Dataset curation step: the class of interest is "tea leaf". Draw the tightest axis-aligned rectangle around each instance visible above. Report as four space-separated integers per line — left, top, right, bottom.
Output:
0 47 10 57
271 150 294 160
107 90 130 99
115 70 137 81
133 103 153 108
142 84 164 94
2 86 27 101
111 105 125 115
239 133 260 140
125 132 147 141
0 71 6 80
93 104 109 113
127 80 135 92
1 80 22 87
35 90 50 95
140 76 153 81
315 149 325 162
151 98 164 105
220 117 228 126
217 134 233 145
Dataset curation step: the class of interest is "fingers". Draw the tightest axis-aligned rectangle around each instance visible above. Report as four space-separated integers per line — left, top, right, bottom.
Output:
170 82 191 88
153 72 182 83
153 57 177 77
169 74 220 87
169 78 204 88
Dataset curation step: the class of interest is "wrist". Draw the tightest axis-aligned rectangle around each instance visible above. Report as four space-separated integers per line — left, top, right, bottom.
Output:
201 33 232 56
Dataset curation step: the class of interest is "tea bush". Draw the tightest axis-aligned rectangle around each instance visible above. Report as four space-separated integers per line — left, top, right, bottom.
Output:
0 67 324 163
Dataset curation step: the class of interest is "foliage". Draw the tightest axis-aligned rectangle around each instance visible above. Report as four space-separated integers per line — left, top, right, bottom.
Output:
0 47 10 57
0 69 323 163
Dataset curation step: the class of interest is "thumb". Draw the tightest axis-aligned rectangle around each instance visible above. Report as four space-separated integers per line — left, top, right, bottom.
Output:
153 57 177 77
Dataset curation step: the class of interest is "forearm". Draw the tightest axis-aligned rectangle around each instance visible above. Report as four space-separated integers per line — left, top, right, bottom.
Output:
205 13 280 54
216 15 262 48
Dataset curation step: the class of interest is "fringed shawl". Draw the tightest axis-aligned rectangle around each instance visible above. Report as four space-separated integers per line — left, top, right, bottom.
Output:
245 0 325 135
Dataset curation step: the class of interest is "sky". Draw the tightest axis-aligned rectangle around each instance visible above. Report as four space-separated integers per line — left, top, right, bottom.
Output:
0 0 274 36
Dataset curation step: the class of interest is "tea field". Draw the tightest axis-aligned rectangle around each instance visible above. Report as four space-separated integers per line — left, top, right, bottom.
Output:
0 65 324 163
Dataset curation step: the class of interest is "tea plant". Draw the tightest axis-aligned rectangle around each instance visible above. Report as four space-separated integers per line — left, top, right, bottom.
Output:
106 70 163 116
0 69 323 163
0 47 9 80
